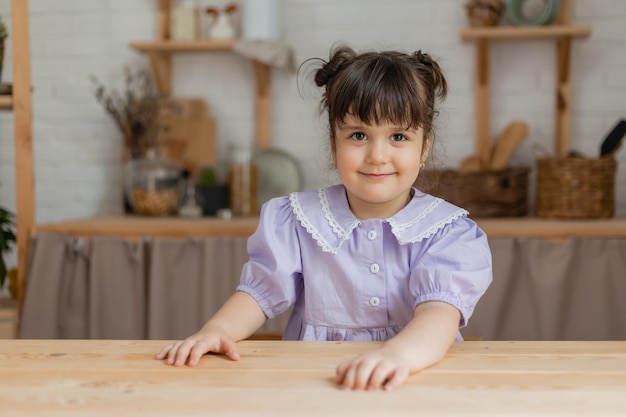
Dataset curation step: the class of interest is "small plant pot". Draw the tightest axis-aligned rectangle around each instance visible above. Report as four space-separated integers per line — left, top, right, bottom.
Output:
197 184 230 216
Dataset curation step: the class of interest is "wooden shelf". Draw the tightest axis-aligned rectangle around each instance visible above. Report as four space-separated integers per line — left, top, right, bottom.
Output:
34 215 260 239
461 0 591 161
476 217 626 239
33 216 626 240
0 95 13 110
128 39 235 52
461 25 592 41
127 0 274 151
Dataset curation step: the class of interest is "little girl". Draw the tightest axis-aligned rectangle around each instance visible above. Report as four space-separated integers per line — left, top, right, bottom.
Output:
157 45 492 391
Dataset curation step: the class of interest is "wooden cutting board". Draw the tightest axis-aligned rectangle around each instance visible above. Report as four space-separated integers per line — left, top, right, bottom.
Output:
158 98 217 175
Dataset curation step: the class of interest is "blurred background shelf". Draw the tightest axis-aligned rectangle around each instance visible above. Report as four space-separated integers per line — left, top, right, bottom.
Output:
461 24 592 40
33 216 626 240
34 216 259 239
0 95 12 109
128 39 235 52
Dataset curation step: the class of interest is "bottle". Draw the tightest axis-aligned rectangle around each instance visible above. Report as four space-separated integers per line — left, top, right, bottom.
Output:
242 0 280 40
178 170 203 218
228 144 258 216
171 0 200 41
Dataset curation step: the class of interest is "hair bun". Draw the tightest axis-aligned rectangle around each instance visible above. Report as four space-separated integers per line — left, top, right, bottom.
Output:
413 50 447 99
314 46 357 87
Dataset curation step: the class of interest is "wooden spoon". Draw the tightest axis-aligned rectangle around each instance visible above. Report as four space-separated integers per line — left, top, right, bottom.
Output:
458 155 483 174
489 121 528 170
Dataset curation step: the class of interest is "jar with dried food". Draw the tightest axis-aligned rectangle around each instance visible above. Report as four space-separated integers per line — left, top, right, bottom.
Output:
124 149 182 216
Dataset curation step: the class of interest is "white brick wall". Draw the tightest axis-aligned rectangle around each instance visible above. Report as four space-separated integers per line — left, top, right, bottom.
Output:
0 0 625 235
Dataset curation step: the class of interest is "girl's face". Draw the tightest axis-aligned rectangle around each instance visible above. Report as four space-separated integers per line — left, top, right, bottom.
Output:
334 114 428 219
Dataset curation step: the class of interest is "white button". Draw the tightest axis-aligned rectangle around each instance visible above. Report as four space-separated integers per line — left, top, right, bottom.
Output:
367 231 377 240
369 297 380 307
370 263 380 274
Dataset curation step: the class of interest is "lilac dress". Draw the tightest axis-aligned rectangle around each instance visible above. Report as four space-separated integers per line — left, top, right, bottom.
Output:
237 184 492 341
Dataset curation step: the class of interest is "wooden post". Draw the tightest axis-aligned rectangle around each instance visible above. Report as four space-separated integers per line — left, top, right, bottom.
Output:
11 0 34 317
148 52 172 95
151 0 172 95
557 0 572 25
555 0 572 157
555 37 571 157
253 61 271 151
475 39 490 167
157 0 171 41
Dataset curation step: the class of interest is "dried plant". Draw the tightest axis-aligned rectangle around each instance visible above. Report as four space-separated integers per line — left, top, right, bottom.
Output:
91 67 167 159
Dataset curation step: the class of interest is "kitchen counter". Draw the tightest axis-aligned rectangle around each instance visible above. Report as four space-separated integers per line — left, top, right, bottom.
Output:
33 215 626 239
1 340 625 416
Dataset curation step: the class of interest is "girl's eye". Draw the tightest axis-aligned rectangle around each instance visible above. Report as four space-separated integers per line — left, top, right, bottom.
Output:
391 133 408 142
350 132 367 141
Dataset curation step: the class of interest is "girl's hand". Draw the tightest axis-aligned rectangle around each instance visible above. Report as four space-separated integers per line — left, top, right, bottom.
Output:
335 346 411 391
155 326 240 367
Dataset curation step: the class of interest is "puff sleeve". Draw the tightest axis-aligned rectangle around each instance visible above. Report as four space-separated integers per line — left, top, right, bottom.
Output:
410 216 492 327
236 196 303 319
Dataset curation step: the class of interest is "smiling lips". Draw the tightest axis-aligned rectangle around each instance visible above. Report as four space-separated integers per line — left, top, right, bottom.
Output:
362 172 393 180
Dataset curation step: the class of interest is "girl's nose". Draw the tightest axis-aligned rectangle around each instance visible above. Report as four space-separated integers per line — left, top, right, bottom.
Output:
366 139 388 164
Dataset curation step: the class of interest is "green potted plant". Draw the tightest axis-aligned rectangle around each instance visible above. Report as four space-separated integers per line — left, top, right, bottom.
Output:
0 206 16 295
196 165 229 216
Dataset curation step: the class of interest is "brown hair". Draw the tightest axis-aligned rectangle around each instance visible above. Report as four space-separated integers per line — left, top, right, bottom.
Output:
311 45 447 158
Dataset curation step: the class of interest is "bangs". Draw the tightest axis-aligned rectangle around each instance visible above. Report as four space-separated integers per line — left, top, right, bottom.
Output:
328 55 426 129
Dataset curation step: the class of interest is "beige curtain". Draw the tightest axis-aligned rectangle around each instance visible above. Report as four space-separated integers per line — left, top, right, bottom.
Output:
463 237 626 341
20 233 626 341
20 233 289 340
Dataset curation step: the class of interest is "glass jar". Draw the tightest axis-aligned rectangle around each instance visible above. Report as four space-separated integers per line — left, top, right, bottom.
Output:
228 144 258 216
124 149 182 216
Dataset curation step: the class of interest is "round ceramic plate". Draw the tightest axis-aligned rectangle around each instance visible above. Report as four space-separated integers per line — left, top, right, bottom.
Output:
252 148 303 206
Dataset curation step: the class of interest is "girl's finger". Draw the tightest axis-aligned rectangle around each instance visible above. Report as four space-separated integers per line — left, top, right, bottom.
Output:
335 362 349 384
352 359 378 390
172 339 197 366
383 367 409 391
165 341 184 365
223 340 241 361
155 344 173 359
187 340 210 366
337 362 358 389
366 361 396 390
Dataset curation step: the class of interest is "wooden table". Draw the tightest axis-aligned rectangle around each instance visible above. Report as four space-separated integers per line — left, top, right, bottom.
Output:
1 340 625 416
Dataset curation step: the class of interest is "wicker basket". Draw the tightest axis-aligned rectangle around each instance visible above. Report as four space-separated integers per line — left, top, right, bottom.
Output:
535 157 617 219
465 0 504 27
419 167 530 218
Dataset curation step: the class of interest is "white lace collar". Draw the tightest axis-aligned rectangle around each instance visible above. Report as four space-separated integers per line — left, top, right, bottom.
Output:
288 184 468 254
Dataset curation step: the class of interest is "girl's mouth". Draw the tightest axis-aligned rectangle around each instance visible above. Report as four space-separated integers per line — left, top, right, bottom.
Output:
362 173 392 179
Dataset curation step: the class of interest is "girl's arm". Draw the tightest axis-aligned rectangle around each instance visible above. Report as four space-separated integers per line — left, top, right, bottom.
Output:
156 291 267 366
336 300 460 390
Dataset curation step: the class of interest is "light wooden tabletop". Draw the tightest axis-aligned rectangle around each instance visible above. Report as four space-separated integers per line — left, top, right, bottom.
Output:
1 340 625 416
